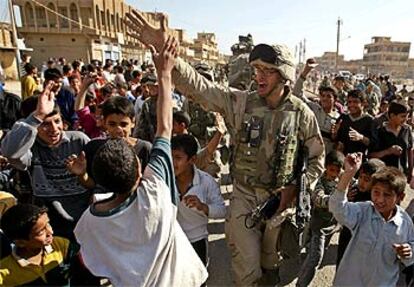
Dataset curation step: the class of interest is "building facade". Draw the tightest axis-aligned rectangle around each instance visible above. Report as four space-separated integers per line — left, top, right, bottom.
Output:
363 36 410 78
193 32 219 66
13 0 161 67
12 0 225 69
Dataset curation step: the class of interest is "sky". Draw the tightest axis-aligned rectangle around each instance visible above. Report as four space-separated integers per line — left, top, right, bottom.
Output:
127 0 414 61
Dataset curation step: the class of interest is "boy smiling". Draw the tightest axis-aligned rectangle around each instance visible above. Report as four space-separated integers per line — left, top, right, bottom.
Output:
329 152 414 286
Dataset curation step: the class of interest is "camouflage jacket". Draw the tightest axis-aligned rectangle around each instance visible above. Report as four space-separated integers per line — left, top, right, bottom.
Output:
172 58 325 196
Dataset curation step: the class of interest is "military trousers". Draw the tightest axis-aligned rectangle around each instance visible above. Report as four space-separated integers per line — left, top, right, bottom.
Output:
225 183 295 286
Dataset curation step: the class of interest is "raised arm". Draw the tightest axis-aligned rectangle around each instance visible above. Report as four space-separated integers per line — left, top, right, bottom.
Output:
125 9 241 129
1 82 56 170
74 75 96 111
329 153 364 230
152 35 178 140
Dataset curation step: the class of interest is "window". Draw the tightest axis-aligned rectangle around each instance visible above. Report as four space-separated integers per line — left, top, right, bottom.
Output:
36 7 47 27
116 13 120 32
80 8 92 28
95 6 100 29
101 11 105 28
70 3 79 28
24 2 35 27
58 7 69 28
47 3 57 28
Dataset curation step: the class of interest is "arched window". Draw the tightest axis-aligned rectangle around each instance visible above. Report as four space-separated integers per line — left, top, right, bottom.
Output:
47 3 57 28
58 6 69 28
70 3 79 28
116 13 120 32
106 10 110 30
101 10 105 28
95 6 100 30
24 2 35 27
35 7 47 27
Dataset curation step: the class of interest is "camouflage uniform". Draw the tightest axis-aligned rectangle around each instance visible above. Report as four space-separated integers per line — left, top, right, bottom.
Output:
188 101 222 178
228 34 255 90
172 46 324 285
136 97 157 143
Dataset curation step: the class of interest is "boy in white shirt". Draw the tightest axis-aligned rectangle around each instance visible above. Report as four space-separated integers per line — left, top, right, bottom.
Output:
172 134 226 265
74 36 208 287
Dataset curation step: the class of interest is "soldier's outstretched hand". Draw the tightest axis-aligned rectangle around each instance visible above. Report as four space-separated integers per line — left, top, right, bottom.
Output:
125 10 169 52
150 35 179 74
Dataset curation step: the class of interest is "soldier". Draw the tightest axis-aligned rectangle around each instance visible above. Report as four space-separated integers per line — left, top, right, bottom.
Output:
188 63 225 178
126 12 325 286
228 34 255 90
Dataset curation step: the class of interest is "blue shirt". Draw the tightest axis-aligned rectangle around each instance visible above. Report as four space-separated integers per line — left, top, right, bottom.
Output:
329 189 414 287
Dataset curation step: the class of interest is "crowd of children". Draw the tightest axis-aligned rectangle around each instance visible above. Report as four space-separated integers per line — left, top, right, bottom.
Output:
1 27 414 287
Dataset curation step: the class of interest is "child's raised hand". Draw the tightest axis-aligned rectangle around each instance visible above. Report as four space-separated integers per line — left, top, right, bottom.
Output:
344 153 363 174
65 152 87 176
150 35 179 74
393 243 413 259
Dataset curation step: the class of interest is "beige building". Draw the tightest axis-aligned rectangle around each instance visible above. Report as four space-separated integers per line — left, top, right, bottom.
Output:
13 0 161 67
193 32 219 66
13 0 225 69
315 52 344 72
0 22 19 79
363 36 410 78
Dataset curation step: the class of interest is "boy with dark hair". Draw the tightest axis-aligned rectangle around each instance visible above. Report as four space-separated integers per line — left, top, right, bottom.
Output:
329 153 414 286
67 96 152 188
172 134 226 265
1 83 90 240
74 36 208 286
334 89 374 156
336 158 385 266
370 101 413 181
0 204 78 286
297 151 344 287
172 110 227 178
173 110 191 135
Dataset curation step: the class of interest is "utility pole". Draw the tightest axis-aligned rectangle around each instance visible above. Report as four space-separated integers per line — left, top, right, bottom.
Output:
295 44 298 63
335 17 342 71
303 38 306 62
299 40 303 64
8 0 21 78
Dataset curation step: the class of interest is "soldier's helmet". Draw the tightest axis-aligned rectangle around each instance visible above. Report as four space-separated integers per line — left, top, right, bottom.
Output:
249 44 296 82
194 62 214 82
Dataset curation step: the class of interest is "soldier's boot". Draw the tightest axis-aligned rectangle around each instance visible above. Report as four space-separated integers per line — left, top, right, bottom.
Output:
258 268 280 287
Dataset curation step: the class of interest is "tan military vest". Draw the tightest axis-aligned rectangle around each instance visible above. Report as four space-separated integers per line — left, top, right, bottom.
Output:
231 91 305 194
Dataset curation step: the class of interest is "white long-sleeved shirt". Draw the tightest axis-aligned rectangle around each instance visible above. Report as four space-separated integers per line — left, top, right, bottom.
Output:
177 167 227 242
329 189 414 287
